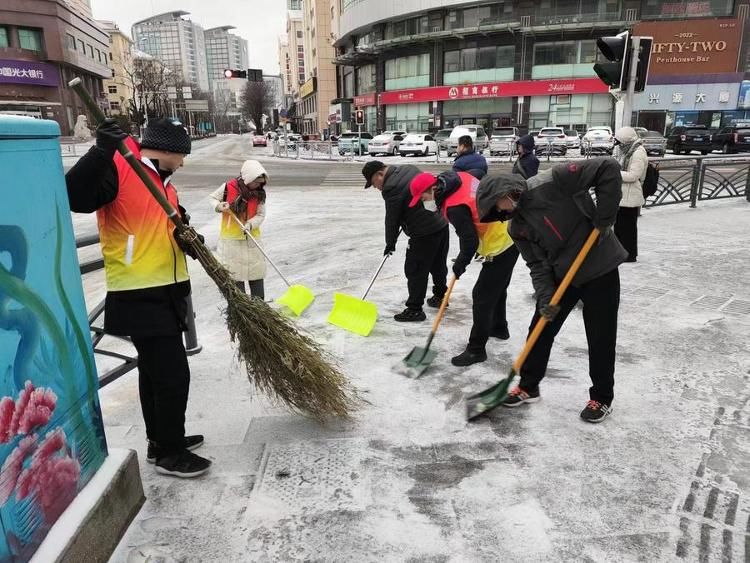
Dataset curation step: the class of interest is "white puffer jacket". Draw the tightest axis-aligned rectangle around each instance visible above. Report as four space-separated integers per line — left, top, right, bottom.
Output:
615 127 648 208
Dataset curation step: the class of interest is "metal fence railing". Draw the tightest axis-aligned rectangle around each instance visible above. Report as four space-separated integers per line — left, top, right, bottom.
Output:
76 233 202 387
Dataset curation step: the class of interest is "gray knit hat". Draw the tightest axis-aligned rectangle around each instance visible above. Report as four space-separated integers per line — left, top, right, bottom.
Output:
140 118 191 154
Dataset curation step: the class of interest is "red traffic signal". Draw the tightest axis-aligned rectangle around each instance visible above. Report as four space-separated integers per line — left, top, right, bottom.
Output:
224 69 247 79
354 109 365 125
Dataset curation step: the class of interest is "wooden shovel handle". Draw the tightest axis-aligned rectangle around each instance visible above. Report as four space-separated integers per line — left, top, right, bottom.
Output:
430 276 457 334
512 228 600 373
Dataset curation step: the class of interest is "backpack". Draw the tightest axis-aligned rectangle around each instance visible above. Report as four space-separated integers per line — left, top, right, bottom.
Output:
642 162 659 198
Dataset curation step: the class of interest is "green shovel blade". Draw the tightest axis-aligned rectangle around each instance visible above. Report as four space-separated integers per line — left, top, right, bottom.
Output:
327 292 378 336
398 346 438 379
275 284 315 316
465 372 514 421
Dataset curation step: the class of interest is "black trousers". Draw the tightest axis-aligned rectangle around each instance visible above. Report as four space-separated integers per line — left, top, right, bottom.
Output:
404 227 449 310
131 334 190 453
235 279 265 300
519 268 620 405
468 246 520 352
615 206 639 261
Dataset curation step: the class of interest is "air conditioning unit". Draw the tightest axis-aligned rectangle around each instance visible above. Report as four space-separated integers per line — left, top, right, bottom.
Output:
625 8 637 21
739 4 749 19
521 15 531 26
431 26 442 32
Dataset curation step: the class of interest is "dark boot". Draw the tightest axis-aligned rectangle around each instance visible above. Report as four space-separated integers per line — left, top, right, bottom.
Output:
489 326 510 340
394 308 426 322
426 295 446 308
451 348 487 366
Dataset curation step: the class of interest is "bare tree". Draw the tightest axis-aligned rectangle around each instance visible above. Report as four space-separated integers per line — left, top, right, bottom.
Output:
241 81 274 133
125 56 171 127
212 88 234 133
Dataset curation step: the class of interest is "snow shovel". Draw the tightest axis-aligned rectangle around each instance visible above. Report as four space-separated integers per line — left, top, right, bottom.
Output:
228 212 314 316
398 276 458 379
465 228 600 421
327 253 391 337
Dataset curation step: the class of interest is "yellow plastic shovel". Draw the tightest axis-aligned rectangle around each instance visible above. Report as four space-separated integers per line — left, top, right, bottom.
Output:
328 253 391 336
228 212 314 316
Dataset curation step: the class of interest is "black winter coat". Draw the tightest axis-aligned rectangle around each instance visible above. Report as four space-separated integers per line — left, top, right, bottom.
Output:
65 145 191 337
452 150 488 175
481 158 627 306
512 153 540 179
382 165 448 248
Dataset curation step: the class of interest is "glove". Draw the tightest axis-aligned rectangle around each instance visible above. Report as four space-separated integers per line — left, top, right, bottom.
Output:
383 244 395 256
178 204 191 225
597 225 614 245
217 202 230 213
539 303 560 322
95 118 127 153
452 262 466 279
173 226 205 260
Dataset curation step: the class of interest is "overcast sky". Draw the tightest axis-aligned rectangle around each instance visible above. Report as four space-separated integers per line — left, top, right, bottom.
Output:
90 0 286 74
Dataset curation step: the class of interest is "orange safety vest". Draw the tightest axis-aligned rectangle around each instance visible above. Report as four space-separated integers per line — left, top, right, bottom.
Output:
97 137 189 291
442 171 514 258
218 178 261 240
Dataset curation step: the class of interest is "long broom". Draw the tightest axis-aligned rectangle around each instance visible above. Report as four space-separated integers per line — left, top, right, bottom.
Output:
69 78 358 420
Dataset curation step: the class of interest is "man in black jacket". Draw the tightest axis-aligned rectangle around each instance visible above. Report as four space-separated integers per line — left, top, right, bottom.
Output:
66 118 211 477
363 161 449 322
453 135 488 177
476 158 627 423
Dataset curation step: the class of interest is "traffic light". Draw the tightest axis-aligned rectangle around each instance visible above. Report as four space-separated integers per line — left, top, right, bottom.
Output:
224 69 247 79
593 31 629 91
354 109 364 125
593 32 652 93
247 69 263 82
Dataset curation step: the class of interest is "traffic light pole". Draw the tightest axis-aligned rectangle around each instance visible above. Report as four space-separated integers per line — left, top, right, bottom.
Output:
621 36 641 128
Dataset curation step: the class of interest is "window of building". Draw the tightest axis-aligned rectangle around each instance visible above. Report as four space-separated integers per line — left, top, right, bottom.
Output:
18 28 43 52
0 27 7 48
445 46 515 73
108 85 118 94
87 44 94 58
95 49 101 63
109 101 120 110
77 38 85 52
356 64 376 93
532 40 601 79
533 41 578 66
66 33 76 51
298 45 304 52
385 54 430 90
297 30 303 38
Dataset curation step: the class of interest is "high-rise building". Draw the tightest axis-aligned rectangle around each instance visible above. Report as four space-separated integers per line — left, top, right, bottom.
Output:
204 26 248 85
298 0 336 137
278 7 304 103
287 0 302 10
0 0 111 134
62 0 92 18
98 21 134 117
132 11 209 91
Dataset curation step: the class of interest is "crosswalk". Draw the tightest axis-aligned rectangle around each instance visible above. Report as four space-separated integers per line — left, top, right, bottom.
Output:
320 168 366 189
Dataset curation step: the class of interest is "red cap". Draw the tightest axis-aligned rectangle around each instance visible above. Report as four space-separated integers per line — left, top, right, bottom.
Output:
409 172 438 208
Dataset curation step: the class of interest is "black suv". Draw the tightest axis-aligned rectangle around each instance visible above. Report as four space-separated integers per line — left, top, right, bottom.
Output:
666 125 711 155
712 126 750 154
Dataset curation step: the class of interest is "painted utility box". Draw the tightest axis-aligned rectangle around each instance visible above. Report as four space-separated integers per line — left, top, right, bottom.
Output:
0 116 107 560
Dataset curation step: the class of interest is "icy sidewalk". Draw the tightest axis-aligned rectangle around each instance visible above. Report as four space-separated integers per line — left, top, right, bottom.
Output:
103 191 750 562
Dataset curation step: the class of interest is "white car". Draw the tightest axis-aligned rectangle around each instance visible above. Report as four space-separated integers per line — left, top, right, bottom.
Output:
563 129 581 149
399 133 438 156
368 131 407 156
535 127 568 156
583 126 614 155
445 125 489 156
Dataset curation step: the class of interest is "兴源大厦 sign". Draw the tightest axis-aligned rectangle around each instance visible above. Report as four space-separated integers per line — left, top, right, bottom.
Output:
300 77 316 99
633 18 743 76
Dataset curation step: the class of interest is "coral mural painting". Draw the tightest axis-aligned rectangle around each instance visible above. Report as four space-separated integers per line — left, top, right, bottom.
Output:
0 117 107 561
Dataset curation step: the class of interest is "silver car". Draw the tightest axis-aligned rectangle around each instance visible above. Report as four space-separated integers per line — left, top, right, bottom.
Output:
367 131 407 156
535 127 568 156
489 127 519 155
445 125 489 156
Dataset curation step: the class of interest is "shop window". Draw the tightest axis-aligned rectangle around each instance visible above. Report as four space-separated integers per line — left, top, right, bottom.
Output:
18 28 43 52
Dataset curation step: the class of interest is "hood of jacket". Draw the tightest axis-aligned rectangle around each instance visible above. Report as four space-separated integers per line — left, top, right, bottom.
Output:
476 173 528 223
240 160 269 184
517 134 535 150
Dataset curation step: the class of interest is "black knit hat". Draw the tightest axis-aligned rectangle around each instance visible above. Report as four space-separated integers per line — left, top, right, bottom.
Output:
140 118 191 155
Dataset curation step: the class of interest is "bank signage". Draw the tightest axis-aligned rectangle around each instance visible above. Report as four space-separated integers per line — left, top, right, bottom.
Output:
354 92 376 107
0 60 59 87
378 78 608 105
633 18 743 76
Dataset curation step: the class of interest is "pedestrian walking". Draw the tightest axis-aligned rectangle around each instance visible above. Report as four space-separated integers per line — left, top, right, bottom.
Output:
362 161 450 322
452 135 488 177
476 158 628 423
613 126 648 262
65 117 211 476
210 160 268 299
409 171 519 366
512 135 540 179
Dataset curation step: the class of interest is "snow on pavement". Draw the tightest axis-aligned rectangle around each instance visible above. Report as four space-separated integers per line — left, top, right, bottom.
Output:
100 165 750 562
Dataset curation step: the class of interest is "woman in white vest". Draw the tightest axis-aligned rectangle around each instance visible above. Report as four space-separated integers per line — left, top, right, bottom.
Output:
614 127 648 263
210 160 268 298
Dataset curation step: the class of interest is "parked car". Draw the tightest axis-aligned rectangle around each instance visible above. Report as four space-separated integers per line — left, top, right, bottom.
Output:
563 129 581 149
368 131 407 156
434 128 453 150
666 125 711 155
252 134 267 147
337 131 374 155
582 126 614 155
445 125 489 156
399 133 438 156
639 130 667 157
535 127 568 156
489 127 519 155
634 127 649 137
712 125 750 154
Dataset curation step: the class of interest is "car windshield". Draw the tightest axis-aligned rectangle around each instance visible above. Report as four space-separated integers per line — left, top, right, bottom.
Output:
403 135 424 141
450 127 474 138
686 129 706 135
494 128 515 136
436 130 451 138
373 135 391 141
340 133 358 138
539 129 563 136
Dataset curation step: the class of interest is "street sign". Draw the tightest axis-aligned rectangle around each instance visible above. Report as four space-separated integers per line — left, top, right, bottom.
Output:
166 86 178 100
184 99 209 111
182 86 193 99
